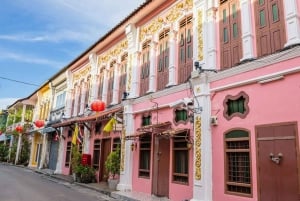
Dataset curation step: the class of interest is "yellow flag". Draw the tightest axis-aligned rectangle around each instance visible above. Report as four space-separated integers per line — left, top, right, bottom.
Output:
103 118 116 132
72 124 79 145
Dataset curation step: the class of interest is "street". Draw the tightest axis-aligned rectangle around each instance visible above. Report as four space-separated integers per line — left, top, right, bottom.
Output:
0 164 116 201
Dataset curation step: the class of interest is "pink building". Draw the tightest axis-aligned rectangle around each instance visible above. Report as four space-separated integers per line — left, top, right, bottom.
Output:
207 0 300 200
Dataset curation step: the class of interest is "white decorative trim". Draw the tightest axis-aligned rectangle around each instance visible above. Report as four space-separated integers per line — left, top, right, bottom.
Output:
209 46 300 82
211 66 300 92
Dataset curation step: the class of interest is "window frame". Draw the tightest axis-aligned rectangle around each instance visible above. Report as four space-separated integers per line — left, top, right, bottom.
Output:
223 91 249 120
138 134 152 178
172 132 189 185
224 129 252 197
93 139 101 170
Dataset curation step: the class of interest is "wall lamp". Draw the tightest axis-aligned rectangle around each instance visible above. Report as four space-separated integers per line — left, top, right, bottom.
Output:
131 142 137 151
194 61 217 73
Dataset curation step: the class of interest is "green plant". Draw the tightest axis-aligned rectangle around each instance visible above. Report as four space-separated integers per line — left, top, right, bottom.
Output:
18 136 30 166
0 143 9 161
105 147 120 179
71 145 82 174
75 164 96 183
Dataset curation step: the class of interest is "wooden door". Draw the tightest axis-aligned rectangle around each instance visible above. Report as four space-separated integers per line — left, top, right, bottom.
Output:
100 138 111 181
152 136 170 197
256 123 299 201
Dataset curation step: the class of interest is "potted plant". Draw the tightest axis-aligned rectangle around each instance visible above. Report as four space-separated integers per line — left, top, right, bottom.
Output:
104 147 120 190
75 164 96 183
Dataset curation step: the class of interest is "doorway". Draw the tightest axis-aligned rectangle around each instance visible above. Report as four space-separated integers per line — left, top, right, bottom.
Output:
152 136 170 197
99 138 111 181
256 122 299 201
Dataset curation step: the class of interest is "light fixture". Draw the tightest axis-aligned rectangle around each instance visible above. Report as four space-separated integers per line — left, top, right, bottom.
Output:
131 142 137 151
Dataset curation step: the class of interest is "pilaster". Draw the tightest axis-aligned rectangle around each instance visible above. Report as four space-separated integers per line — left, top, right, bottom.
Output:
284 0 300 47
167 29 177 87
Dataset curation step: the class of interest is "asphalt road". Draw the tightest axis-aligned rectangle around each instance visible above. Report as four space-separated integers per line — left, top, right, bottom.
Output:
0 164 116 201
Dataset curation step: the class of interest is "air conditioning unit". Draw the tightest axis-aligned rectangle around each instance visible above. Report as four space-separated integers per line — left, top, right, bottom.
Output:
210 116 218 126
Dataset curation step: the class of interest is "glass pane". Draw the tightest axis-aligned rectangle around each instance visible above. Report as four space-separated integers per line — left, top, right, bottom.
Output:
165 56 169 69
180 48 185 62
232 4 236 18
223 9 227 23
187 45 192 59
272 4 279 22
260 10 265 27
187 29 191 43
223 28 228 42
226 130 248 138
259 0 264 5
233 23 238 38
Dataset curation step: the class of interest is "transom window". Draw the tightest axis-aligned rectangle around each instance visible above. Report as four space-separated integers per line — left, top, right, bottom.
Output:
225 130 251 196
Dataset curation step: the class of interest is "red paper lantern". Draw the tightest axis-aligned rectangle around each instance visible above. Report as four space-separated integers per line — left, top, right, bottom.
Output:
15 125 23 133
34 120 45 128
90 100 105 112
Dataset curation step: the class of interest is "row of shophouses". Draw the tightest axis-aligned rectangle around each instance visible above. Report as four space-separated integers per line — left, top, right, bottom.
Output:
1 0 300 200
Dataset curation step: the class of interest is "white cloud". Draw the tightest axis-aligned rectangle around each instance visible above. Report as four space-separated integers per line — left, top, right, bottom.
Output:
0 98 18 110
0 50 64 69
6 0 146 45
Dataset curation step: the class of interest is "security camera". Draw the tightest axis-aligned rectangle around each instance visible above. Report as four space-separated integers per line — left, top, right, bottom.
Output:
169 98 193 108
169 99 185 108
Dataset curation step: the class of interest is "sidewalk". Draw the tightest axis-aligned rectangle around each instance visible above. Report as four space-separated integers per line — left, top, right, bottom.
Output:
28 166 170 201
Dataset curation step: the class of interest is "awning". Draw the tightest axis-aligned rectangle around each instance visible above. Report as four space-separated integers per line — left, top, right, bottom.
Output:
52 107 123 128
136 121 172 134
42 127 57 133
159 128 189 137
77 107 122 123
52 119 76 128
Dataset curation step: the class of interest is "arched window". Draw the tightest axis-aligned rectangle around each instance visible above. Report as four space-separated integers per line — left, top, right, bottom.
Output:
224 129 251 196
119 53 128 103
157 29 169 90
140 40 150 96
219 0 242 69
178 15 193 84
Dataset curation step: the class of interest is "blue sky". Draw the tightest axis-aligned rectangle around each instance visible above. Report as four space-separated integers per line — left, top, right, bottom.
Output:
0 0 145 110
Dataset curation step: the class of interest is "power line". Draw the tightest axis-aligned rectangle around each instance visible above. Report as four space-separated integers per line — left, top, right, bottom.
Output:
0 76 39 87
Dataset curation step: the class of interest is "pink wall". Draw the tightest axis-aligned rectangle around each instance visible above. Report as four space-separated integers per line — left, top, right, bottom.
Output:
211 61 300 201
131 90 194 201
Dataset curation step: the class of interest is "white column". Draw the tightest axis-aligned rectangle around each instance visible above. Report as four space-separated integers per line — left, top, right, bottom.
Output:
117 103 134 191
39 133 48 169
15 133 22 165
65 70 73 118
89 53 98 101
191 74 212 201
79 83 87 115
83 127 90 154
284 0 300 47
240 0 255 61
206 6 217 70
102 68 109 104
111 63 121 105
55 128 64 174
129 51 141 98
73 86 80 117
167 29 177 86
147 41 158 93
28 135 35 167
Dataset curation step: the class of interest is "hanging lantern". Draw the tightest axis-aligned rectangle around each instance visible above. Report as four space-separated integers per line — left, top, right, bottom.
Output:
15 125 23 133
34 120 45 128
90 100 105 112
